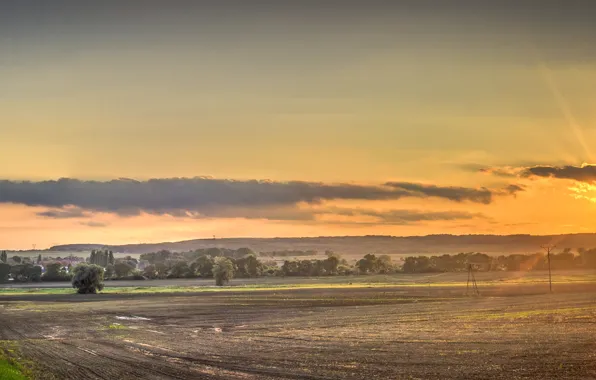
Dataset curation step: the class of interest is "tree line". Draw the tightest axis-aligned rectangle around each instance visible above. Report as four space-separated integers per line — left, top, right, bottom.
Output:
401 248 596 273
3 247 596 286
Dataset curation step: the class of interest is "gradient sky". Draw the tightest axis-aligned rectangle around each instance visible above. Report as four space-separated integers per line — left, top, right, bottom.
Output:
2 1 596 249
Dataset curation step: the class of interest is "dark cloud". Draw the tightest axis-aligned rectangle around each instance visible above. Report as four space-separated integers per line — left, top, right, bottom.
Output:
0 177 517 214
522 165 596 182
384 182 523 204
2 178 411 215
0 177 520 221
500 184 525 195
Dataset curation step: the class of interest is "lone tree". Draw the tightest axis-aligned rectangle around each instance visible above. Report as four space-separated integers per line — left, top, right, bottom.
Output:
212 257 235 286
0 251 7 264
72 263 105 294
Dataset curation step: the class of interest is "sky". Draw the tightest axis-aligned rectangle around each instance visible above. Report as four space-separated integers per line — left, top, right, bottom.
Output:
2 1 596 249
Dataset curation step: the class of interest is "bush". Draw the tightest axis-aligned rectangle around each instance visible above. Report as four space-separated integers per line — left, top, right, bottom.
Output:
212 257 235 286
72 264 105 294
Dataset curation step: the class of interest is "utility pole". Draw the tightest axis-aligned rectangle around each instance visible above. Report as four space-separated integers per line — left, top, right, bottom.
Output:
466 264 479 296
541 244 556 293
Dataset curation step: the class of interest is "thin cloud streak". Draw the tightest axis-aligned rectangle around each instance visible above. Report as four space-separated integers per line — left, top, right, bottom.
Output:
384 182 523 204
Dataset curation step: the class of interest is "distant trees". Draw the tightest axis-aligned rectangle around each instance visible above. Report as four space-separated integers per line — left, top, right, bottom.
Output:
398 250 596 273
72 264 105 294
234 254 263 278
191 255 215 278
259 250 317 258
280 254 352 276
140 250 180 264
89 249 112 267
402 253 496 273
42 262 72 281
213 257 235 286
356 254 395 274
4 246 596 289
114 262 134 278
168 261 194 279
10 264 42 282
0 263 10 283
579 248 596 268
105 263 115 279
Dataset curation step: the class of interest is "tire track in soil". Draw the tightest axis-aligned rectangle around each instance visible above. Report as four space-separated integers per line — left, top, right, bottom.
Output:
119 339 337 380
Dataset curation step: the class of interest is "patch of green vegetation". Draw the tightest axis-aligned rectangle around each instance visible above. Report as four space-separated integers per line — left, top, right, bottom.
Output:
108 323 127 329
1 270 596 296
0 359 28 380
0 342 32 380
0 282 467 296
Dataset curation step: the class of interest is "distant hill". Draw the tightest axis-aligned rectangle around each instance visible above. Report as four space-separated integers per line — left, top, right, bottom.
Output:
48 233 596 256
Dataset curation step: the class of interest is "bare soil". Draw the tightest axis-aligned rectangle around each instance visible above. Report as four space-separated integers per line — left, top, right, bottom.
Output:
0 284 595 379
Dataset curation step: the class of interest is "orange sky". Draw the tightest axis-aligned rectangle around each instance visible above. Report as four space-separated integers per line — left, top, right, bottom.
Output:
2 2 596 249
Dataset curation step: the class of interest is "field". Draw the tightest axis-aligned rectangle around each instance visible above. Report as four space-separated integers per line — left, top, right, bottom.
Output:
1 272 596 379
2 269 596 292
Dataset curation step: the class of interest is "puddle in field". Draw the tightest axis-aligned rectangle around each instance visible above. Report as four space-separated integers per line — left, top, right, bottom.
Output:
43 326 66 340
116 316 151 321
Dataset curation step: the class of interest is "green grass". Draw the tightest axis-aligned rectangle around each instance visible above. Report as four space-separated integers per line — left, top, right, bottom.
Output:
0 281 581 296
1 271 595 296
0 342 30 380
0 360 28 380
0 283 414 295
108 323 127 329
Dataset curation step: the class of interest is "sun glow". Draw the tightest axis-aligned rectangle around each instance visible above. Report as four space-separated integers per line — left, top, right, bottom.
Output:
569 182 596 203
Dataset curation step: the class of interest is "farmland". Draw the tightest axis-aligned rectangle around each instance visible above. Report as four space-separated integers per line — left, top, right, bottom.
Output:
1 273 596 379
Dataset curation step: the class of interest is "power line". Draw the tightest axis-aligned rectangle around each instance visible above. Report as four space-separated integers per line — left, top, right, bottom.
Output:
540 244 556 293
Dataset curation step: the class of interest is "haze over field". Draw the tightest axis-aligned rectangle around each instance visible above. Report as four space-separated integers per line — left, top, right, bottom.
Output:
2 1 596 249
45 234 596 256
